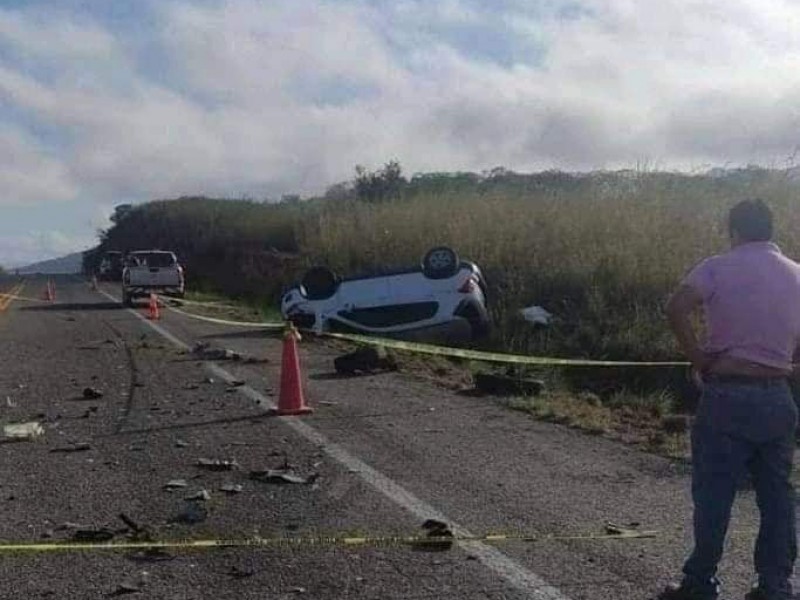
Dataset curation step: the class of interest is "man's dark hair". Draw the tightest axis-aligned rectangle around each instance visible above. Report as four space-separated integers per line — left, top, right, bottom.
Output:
728 198 773 242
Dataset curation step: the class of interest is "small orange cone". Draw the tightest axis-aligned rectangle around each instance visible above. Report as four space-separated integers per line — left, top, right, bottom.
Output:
147 293 160 320
272 323 312 416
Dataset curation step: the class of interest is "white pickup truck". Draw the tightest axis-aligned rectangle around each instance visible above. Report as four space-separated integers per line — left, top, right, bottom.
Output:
121 250 185 306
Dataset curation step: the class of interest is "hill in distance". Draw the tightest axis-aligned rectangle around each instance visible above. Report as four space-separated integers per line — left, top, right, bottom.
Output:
16 251 84 275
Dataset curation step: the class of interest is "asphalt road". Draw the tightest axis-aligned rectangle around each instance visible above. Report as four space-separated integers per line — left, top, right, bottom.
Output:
0 275 787 599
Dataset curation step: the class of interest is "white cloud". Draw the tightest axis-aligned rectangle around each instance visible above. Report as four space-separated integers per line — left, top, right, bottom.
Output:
0 0 799 229
0 230 93 268
0 125 78 205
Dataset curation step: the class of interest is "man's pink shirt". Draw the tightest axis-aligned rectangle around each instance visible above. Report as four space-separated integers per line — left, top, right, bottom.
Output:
683 241 800 370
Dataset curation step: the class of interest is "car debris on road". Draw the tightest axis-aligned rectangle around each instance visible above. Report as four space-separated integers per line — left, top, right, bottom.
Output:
334 346 397 376
2 421 44 442
196 458 238 471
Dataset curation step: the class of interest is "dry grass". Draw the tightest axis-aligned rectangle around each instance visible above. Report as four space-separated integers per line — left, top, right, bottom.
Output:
296 170 800 361
509 389 690 459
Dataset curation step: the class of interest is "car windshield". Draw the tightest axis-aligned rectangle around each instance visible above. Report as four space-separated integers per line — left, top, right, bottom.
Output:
128 253 176 268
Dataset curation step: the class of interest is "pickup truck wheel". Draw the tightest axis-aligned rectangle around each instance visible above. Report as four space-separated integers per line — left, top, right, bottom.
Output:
422 247 459 279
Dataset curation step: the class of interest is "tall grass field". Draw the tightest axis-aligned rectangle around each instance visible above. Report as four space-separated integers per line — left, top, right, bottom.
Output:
88 167 800 364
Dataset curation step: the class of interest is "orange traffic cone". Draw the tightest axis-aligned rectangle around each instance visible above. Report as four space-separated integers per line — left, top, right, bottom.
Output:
147 293 160 320
272 324 313 416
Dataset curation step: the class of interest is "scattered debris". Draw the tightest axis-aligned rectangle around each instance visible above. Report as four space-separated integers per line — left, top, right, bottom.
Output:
2 421 44 442
473 372 545 397
289 587 307 594
72 528 115 542
604 522 641 536
519 305 553 326
118 513 144 534
184 489 211 502
415 519 454 551
196 458 238 471
163 480 188 490
55 522 89 532
230 380 246 387
108 582 140 597
82 387 104 400
50 443 92 453
174 439 189 448
249 469 318 485
82 406 99 418
183 384 200 391
334 346 397 376
191 343 243 361
220 484 244 494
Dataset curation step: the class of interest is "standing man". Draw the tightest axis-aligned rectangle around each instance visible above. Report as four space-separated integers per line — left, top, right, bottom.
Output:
658 199 800 600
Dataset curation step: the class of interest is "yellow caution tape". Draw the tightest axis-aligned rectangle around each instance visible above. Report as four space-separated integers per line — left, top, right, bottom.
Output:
165 303 284 330
322 332 689 367
98 284 688 368
0 528 658 553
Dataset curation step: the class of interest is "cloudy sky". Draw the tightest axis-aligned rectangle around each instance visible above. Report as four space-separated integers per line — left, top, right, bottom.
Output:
1 0 799 266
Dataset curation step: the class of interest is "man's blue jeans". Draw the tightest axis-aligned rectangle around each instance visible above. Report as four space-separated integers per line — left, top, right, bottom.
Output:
683 378 797 598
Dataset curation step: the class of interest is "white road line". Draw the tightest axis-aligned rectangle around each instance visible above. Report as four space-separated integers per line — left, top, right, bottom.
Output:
97 288 571 600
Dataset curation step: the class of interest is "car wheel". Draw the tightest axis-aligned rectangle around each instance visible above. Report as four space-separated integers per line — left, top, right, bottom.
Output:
301 266 340 300
422 246 459 279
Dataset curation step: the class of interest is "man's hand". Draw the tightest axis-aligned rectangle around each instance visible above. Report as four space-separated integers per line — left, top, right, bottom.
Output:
687 348 716 373
687 349 719 389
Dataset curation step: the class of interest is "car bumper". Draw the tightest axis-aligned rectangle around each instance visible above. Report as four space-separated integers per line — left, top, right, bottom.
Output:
124 286 184 297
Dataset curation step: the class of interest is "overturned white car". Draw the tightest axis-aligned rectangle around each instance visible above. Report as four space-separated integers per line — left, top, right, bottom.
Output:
280 247 490 341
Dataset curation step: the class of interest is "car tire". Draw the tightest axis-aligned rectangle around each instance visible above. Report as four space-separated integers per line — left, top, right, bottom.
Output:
301 266 340 300
422 246 459 279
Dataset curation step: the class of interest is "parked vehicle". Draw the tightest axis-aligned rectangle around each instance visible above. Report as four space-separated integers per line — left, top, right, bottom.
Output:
97 251 124 281
121 250 185 306
280 247 490 341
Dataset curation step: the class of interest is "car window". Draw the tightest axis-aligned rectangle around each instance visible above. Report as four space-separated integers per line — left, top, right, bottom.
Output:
128 253 176 267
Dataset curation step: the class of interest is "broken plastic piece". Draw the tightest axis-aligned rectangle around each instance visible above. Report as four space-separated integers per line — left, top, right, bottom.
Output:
3 421 44 441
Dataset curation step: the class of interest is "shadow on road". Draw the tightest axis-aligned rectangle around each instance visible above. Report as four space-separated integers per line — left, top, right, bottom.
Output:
20 302 123 312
